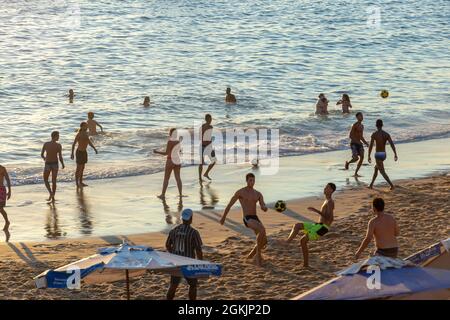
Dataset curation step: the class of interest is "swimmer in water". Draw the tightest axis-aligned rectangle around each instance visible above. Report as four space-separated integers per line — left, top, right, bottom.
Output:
336 93 353 114
225 88 236 104
87 112 104 136
315 93 329 115
68 89 74 103
143 96 150 107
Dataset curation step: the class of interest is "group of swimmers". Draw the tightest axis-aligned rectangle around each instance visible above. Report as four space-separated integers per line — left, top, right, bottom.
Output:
315 93 353 114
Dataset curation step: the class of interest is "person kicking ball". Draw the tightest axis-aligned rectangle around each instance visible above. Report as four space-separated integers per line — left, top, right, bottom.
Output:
281 183 336 267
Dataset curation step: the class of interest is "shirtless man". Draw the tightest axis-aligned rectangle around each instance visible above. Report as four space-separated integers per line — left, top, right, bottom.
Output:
71 122 98 188
0 165 11 230
345 112 369 177
220 173 268 266
281 183 336 267
87 112 103 136
199 114 216 183
41 131 65 202
355 197 399 259
225 87 236 104
368 119 398 190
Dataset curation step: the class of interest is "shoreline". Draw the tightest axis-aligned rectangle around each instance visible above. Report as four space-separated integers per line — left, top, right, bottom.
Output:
2 137 450 242
0 174 448 299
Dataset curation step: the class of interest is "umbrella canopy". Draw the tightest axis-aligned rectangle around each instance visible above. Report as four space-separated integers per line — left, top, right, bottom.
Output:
405 238 450 269
34 243 222 298
294 255 450 300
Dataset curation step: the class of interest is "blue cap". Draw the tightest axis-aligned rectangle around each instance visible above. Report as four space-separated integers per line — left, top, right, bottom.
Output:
181 208 193 221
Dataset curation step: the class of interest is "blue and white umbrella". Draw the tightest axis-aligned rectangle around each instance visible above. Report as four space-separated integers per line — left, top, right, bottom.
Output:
34 242 222 299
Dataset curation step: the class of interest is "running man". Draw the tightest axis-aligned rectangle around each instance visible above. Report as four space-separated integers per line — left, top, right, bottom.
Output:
199 114 216 183
225 87 236 104
220 173 268 266
368 119 398 190
345 112 369 177
281 183 336 267
71 122 98 188
355 197 399 259
41 131 65 202
166 209 203 300
0 165 11 230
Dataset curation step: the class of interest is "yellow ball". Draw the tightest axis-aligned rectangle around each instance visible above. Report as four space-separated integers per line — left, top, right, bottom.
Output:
380 90 389 98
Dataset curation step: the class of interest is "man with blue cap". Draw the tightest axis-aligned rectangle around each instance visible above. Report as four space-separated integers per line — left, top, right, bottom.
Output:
166 208 203 300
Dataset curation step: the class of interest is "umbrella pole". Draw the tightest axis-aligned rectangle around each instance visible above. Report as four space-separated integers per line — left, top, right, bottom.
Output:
126 269 130 300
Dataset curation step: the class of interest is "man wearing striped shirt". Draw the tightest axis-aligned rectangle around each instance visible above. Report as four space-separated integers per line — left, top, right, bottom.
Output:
166 208 203 300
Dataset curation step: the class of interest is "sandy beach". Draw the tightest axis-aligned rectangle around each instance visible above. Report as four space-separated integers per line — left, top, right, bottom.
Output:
0 173 448 300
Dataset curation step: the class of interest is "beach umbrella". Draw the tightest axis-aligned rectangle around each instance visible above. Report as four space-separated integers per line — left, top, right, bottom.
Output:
34 242 222 300
293 255 450 300
405 238 450 269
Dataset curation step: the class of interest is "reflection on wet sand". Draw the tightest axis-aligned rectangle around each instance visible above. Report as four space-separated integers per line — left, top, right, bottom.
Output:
160 197 183 225
3 225 10 242
45 203 64 239
77 188 93 235
199 183 219 209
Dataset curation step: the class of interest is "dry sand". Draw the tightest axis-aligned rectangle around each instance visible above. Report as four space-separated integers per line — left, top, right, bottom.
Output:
0 174 448 300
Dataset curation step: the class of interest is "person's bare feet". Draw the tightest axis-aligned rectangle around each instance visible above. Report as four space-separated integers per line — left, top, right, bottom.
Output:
203 174 212 181
353 173 362 177
389 185 395 190
81 183 88 187
47 194 53 202
344 161 349 170
157 194 166 200
368 184 374 189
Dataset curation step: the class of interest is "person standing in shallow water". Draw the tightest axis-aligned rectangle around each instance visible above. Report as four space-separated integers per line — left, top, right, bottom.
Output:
336 93 353 113
154 128 183 199
368 119 398 190
41 131 65 202
225 87 236 104
71 122 98 188
315 93 329 115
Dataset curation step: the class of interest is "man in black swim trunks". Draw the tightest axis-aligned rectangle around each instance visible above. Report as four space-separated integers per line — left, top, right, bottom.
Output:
220 173 268 266
345 112 369 177
71 122 98 188
198 114 216 184
368 119 398 190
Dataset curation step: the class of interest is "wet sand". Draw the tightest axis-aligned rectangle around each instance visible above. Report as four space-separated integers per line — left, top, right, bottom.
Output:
0 174 448 300
4 137 450 242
